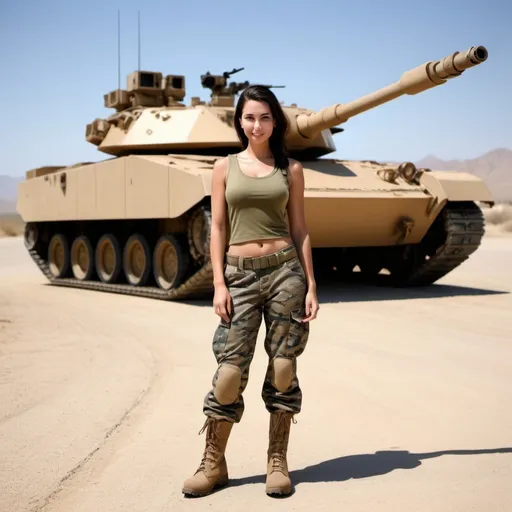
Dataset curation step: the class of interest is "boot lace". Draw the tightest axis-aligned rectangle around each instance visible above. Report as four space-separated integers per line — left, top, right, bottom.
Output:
197 418 221 472
268 412 296 474
271 453 286 472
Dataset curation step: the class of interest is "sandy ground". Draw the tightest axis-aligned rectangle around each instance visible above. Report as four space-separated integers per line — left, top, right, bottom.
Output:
0 235 511 512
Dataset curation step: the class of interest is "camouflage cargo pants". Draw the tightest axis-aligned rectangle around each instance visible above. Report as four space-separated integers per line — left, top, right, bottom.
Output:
203 246 310 423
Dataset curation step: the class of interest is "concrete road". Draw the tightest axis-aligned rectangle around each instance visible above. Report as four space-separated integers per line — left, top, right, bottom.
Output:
0 235 511 512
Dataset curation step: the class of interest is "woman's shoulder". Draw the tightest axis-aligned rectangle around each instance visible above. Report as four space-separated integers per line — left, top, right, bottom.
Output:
213 155 230 167
213 155 236 184
286 158 303 172
285 158 304 183
213 156 230 174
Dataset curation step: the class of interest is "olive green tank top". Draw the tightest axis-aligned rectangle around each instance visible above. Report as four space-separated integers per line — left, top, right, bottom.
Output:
225 154 290 245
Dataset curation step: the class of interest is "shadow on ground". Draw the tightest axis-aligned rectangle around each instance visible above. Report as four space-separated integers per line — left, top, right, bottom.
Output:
38 262 508 307
228 447 512 494
316 273 509 304
43 275 508 307
180 273 509 307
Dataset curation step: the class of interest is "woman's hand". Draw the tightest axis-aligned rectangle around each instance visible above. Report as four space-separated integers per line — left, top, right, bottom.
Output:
213 284 232 324
302 288 319 322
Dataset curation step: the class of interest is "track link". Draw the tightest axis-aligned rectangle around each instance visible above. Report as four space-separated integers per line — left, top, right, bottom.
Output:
397 201 485 286
28 247 214 301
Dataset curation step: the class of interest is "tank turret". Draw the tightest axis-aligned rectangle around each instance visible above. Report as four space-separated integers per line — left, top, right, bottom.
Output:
295 46 488 139
85 46 487 159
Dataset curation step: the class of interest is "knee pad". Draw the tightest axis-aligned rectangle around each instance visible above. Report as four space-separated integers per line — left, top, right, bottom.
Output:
214 364 242 405
272 357 294 392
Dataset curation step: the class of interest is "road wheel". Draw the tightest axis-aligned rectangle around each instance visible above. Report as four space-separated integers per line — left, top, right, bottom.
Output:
153 234 189 290
123 234 151 286
24 223 39 250
71 235 94 281
48 233 70 278
95 234 122 283
188 205 211 262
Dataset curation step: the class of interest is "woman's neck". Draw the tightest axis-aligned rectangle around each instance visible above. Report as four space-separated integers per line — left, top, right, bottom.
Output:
244 142 273 162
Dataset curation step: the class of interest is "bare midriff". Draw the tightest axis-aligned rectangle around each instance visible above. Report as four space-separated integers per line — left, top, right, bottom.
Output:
227 236 294 258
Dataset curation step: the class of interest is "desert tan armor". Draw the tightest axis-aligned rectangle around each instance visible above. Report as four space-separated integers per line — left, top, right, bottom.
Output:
17 46 493 299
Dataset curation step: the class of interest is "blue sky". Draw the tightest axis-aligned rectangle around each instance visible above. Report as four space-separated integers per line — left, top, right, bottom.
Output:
0 0 510 177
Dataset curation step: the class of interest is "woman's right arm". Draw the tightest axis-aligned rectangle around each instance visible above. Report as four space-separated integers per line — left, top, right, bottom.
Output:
210 157 232 323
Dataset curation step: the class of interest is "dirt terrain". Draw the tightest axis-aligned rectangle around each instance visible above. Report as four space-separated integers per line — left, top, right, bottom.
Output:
0 234 511 512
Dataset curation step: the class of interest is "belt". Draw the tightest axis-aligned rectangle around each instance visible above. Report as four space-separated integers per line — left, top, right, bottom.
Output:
226 246 297 271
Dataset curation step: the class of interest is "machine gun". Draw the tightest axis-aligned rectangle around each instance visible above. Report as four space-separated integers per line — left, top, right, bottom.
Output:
200 67 245 94
201 67 285 106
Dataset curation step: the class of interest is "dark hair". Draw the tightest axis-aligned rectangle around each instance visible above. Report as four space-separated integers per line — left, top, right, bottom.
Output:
234 85 289 170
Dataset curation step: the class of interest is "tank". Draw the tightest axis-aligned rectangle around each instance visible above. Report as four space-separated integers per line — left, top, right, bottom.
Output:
17 45 493 300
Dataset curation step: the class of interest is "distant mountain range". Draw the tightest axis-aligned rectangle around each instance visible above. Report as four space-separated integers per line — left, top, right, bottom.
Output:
1 148 511 214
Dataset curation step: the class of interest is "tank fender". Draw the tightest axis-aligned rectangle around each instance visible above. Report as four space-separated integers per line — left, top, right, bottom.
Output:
419 171 494 214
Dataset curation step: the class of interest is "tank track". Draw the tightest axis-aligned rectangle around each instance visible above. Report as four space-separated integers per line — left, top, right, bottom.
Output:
395 201 485 286
25 202 485 297
27 245 214 300
26 205 215 301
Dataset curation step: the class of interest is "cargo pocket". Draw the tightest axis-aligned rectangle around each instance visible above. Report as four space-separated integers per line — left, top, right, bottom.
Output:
286 308 310 357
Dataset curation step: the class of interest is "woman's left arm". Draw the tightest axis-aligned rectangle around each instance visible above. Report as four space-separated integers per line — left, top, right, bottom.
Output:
286 159 319 322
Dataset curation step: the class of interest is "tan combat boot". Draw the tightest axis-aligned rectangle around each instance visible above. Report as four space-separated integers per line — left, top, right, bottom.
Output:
266 410 295 496
182 417 234 497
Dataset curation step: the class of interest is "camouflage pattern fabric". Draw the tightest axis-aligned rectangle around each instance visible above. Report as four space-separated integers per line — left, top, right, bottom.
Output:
203 254 310 423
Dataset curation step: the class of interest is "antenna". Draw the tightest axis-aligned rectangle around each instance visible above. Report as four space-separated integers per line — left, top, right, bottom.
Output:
138 10 141 71
117 10 121 90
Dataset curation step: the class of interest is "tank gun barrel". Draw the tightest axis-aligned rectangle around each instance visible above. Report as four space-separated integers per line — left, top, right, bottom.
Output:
296 45 488 139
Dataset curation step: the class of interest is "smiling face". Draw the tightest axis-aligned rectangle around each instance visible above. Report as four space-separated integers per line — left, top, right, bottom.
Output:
234 86 290 169
239 100 276 146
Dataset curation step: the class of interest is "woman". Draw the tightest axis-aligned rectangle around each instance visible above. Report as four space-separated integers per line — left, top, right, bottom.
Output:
183 85 319 498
